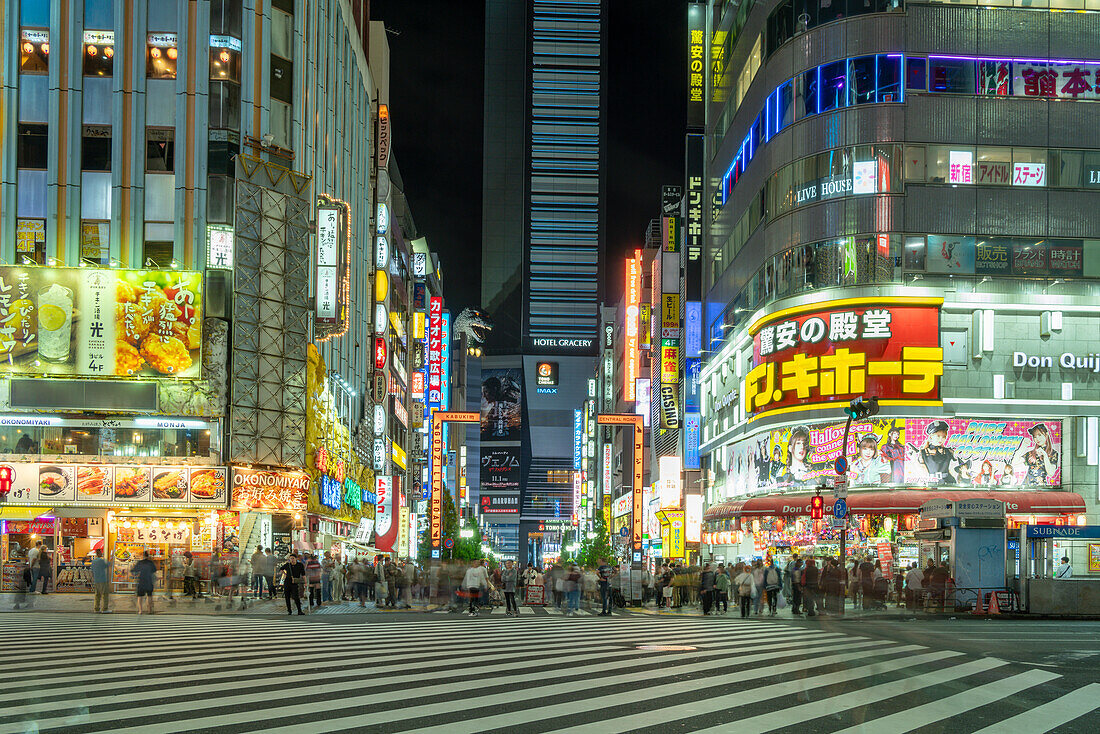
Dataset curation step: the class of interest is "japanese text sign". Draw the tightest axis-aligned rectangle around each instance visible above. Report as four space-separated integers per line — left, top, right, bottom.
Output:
744 297 943 417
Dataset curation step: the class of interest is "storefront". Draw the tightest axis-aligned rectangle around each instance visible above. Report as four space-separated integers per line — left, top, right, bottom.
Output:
231 466 310 562
0 461 228 593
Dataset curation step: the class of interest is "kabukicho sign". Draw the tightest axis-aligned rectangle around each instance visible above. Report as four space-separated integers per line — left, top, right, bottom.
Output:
743 297 944 418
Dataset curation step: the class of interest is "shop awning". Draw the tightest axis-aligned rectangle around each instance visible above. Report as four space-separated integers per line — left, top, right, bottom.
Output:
0 506 54 521
704 490 1087 520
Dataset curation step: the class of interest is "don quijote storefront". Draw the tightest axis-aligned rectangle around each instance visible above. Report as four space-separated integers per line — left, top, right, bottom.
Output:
700 293 1097 574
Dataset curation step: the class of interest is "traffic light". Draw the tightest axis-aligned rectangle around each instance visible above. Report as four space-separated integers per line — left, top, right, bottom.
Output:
845 396 880 420
0 465 12 498
810 493 824 520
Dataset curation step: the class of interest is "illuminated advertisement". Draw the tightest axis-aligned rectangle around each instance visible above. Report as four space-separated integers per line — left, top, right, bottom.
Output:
714 417 1062 499
661 294 680 339
573 409 583 471
375 475 396 552
427 297 443 411
315 199 349 340
686 0 705 127
624 251 641 401
480 368 523 441
686 494 702 543
635 378 651 427
602 443 612 495
598 413 644 552
536 361 559 386
744 297 943 418
0 266 202 378
231 467 309 511
685 412 701 469
665 510 686 558
480 492 519 515
481 447 521 491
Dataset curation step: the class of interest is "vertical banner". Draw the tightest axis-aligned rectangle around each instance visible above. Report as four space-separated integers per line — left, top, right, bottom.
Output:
375 476 397 552
685 412 701 469
573 409 583 470
685 134 705 301
624 251 641 401
687 2 706 129
597 414 644 556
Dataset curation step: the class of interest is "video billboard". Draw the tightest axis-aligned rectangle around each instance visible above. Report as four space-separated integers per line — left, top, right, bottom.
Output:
481 446 521 491
480 367 523 441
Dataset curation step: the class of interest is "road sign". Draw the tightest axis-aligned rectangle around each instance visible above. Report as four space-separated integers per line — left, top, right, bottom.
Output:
443 538 454 549
833 476 849 499
833 498 848 519
619 526 629 538
834 456 847 475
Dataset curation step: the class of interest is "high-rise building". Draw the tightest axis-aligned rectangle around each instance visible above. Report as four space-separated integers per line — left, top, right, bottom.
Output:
479 0 608 563
698 0 1099 575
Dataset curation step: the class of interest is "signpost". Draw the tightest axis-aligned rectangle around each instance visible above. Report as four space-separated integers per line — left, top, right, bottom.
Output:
833 498 848 519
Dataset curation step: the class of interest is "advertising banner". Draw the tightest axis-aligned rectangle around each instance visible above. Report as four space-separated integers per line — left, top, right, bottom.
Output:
428 297 443 411
231 468 310 511
612 493 632 518
375 476 397 552
0 266 202 378
661 294 680 339
714 417 1062 499
666 510 686 558
481 447 521 491
480 368 523 441
0 462 226 506
625 252 641 401
480 492 519 515
745 297 943 417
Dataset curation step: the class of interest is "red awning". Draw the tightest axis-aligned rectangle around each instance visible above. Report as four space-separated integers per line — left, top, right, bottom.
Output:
704 490 1086 520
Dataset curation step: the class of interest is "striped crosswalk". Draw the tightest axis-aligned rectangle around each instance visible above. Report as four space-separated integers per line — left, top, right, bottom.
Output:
0 612 1097 733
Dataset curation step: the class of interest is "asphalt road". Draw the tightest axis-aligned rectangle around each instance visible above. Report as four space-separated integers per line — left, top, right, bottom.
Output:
1 611 1097 733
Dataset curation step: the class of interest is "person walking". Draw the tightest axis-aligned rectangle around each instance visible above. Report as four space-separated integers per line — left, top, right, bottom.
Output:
183 554 200 598
132 551 158 615
462 559 488 616
565 564 582 616
714 564 731 614
261 548 276 599
331 558 346 602
501 560 519 616
278 552 306 615
905 562 924 609
734 564 755 618
762 559 782 616
859 555 875 610
699 563 715 615
321 551 335 603
384 558 400 608
305 553 323 609
596 557 614 616
91 549 111 613
250 546 266 599
802 559 820 617
12 564 34 609
26 540 42 595
36 547 53 594
822 558 844 615
787 556 804 615
848 560 861 610
751 560 765 615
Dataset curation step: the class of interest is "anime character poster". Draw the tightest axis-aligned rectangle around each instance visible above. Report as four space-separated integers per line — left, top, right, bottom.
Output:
904 418 1061 487
479 368 523 441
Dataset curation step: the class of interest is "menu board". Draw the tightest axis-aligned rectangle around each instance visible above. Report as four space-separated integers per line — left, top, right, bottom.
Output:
0 462 227 506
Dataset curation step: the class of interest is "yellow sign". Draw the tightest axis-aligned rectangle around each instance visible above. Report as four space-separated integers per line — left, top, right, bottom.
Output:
661 340 679 383
666 510 686 558
375 269 389 302
661 294 679 337
1090 543 1100 573
391 442 407 470
412 311 425 340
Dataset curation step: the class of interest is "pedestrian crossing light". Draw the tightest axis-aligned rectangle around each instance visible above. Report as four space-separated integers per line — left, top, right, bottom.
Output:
810 493 825 520
0 465 12 498
845 396 880 421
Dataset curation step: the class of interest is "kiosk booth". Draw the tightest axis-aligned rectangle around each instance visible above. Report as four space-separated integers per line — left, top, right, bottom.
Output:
1019 524 1100 614
914 498 1008 610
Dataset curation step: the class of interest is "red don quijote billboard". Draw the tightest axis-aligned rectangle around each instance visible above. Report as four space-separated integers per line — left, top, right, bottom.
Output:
744 297 944 418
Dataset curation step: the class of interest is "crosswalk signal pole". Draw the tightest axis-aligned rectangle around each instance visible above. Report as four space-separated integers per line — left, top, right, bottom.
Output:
833 396 878 569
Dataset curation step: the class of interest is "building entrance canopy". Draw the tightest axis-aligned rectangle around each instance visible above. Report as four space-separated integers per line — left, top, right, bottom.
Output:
704 490 1086 520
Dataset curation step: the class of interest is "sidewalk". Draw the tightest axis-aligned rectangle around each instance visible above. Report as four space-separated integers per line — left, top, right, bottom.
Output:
0 591 436 616
634 601 975 621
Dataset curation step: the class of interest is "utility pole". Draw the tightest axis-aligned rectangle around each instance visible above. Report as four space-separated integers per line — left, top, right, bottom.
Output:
834 397 879 569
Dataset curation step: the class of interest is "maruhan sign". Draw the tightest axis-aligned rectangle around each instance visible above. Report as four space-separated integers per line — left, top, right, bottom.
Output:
1013 351 1100 373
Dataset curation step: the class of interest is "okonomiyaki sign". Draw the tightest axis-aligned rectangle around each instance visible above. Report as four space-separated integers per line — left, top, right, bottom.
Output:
743 297 944 417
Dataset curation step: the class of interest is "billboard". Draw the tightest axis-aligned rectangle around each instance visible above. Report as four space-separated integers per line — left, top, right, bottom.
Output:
624 251 641 401
480 368 523 441
714 417 1062 499
745 297 943 417
375 475 397 552
231 468 310 511
480 492 519 515
427 297 443 410
0 266 203 378
481 446 521 491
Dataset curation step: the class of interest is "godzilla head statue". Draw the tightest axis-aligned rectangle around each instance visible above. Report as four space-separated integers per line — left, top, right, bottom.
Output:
453 308 494 344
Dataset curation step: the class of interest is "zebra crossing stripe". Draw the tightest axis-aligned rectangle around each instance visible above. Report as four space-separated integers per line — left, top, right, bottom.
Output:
0 625 844 726
690 657 1008 734
828 669 1061 733
227 644 928 734
969 682 1100 734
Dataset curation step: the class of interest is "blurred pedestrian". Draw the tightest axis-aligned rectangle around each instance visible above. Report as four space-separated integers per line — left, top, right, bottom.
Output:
278 552 305 615
250 545 266 598
787 556 804 615
714 563 730 614
751 560 765 615
26 540 42 594
331 558 346 602
463 559 488 616
699 562 715 615
12 564 34 609
565 563 582 616
502 559 519 616
597 558 614 615
762 559 782 616
734 564 754 618
132 550 157 615
36 547 52 594
92 548 111 613
305 553 323 608
802 559 820 617
321 551 335 602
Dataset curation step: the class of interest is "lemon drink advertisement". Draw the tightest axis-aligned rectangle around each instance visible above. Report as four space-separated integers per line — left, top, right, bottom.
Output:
0 266 202 378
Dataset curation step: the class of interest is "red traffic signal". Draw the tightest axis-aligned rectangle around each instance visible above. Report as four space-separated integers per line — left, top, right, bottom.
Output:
810 494 824 520
0 465 13 496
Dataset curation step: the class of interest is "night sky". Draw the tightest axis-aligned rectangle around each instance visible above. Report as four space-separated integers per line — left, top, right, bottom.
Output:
372 0 684 315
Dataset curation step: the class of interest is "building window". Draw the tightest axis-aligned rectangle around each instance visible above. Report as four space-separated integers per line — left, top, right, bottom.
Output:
147 33 178 79
207 138 239 176
209 82 241 129
20 29 49 73
270 55 293 104
143 238 174 268
81 126 112 171
210 43 241 83
16 219 47 265
146 128 175 172
272 0 294 13
210 0 243 37
17 124 48 169
83 30 115 77
80 221 110 266
84 0 113 29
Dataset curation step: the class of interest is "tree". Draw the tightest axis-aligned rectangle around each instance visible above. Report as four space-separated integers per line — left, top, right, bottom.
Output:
417 488 482 563
576 512 615 568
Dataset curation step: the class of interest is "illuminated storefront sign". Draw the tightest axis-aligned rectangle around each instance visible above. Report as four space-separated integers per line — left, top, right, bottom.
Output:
376 202 389 235
602 443 612 495
377 104 390 169
319 475 342 510
661 339 679 383
661 294 680 339
429 412 479 555
0 266 203 379
686 1 705 127
375 235 389 269
685 412 701 469
315 199 350 340
573 409 583 471
0 463 226 506
374 337 387 370
624 251 641 401
635 378 651 427
685 494 702 543
949 150 973 184
743 297 943 418
685 301 702 358
412 252 428 277
375 475 396 551
232 468 309 511
597 413 644 553
613 493 632 518
427 297 443 410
